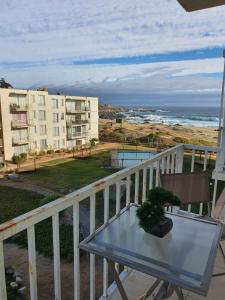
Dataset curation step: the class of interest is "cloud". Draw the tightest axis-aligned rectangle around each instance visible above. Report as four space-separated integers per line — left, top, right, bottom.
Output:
0 0 225 106
1 0 225 63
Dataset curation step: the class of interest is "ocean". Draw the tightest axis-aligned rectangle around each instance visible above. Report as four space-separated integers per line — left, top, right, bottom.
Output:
122 106 220 128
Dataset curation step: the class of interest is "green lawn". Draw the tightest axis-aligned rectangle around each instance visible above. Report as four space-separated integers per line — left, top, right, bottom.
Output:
0 186 42 224
20 152 115 194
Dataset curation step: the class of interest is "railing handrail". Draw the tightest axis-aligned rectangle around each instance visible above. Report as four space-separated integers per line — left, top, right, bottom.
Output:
0 144 183 241
183 144 218 152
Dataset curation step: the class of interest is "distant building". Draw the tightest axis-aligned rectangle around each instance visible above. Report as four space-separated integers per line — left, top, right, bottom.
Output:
0 88 98 161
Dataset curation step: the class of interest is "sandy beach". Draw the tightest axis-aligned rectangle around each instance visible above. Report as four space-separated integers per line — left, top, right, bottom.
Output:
99 119 218 147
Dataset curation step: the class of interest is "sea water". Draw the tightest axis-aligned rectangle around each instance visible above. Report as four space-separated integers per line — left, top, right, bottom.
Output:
122 106 220 128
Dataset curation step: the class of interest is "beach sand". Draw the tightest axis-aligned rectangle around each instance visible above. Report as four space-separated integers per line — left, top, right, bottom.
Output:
99 119 218 146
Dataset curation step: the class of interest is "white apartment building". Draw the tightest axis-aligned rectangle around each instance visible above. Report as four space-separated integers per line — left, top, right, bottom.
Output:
0 88 98 161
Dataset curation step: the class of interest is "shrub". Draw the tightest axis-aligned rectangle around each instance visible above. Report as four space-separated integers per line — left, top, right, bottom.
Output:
12 153 27 164
20 153 27 162
173 136 189 144
47 149 54 155
39 150 46 156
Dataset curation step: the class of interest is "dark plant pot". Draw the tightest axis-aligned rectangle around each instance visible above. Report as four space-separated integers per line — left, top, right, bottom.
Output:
146 217 173 238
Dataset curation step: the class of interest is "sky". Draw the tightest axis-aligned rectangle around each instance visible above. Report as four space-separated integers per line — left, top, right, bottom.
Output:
1 0 225 106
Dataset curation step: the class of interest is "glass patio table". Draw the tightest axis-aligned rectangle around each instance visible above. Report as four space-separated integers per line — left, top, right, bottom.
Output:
80 204 222 300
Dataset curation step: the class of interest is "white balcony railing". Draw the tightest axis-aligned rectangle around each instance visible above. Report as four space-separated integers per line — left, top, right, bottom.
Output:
0 143 218 300
12 136 29 145
10 103 28 112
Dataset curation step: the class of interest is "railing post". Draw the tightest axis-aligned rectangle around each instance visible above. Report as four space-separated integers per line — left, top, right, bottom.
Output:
134 171 139 204
73 202 80 300
0 241 7 300
149 164 153 190
52 214 61 300
191 149 195 173
203 151 208 171
142 168 147 203
90 194 96 300
27 225 38 300
103 186 109 298
116 182 121 213
176 146 184 173
126 176 131 206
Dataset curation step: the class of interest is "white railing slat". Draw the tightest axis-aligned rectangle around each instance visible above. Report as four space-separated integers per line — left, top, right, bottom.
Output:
27 225 38 300
156 161 160 187
171 153 175 174
103 187 109 298
134 171 139 204
90 194 96 300
149 164 153 190
166 155 170 174
116 182 121 213
203 151 208 171
0 241 7 300
73 202 80 300
142 168 147 202
52 214 61 300
191 150 195 173
126 176 131 206
162 157 165 174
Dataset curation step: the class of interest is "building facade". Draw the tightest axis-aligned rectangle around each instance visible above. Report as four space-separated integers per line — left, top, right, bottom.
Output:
0 88 98 161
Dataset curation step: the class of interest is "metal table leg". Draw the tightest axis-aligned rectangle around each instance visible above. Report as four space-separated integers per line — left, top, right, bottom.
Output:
137 278 162 300
108 260 129 300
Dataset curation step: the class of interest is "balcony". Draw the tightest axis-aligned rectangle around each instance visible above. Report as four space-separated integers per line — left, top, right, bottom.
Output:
10 103 28 113
11 120 30 129
0 143 223 300
67 131 88 140
66 119 89 127
12 136 29 145
66 107 90 114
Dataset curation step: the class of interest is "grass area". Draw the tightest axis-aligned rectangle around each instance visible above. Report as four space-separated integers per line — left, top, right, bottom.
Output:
20 152 116 194
0 186 42 224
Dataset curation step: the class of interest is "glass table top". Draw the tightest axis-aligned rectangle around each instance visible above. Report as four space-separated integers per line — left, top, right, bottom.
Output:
80 204 222 295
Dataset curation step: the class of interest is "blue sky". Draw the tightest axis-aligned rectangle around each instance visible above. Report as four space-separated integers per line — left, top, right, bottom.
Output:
1 0 225 106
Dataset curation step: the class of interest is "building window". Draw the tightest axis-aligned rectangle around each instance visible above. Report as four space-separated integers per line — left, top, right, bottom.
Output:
88 113 90 118
39 125 47 135
53 140 60 149
52 113 59 123
31 95 35 103
33 111 36 119
52 99 59 109
61 99 64 106
34 126 37 134
52 127 60 136
61 113 64 120
38 95 45 106
39 110 46 121
40 139 47 149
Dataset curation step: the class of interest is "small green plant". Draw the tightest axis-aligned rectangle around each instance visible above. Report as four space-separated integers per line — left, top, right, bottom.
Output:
136 187 180 233
39 150 46 156
12 153 27 164
47 149 55 155
90 138 98 147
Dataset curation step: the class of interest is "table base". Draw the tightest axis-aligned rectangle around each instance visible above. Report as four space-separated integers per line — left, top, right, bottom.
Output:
108 260 184 300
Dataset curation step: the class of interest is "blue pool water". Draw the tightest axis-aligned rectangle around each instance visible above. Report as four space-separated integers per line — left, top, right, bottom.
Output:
116 151 156 168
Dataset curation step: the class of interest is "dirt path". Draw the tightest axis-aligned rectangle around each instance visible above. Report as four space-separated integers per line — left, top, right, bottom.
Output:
4 243 105 300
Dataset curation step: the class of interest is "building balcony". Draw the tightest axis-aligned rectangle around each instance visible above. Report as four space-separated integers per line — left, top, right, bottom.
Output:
12 136 29 145
11 120 30 129
66 119 89 126
0 143 223 300
66 107 90 114
67 131 88 140
10 103 28 112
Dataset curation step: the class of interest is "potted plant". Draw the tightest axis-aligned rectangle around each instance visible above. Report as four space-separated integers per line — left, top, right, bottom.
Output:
136 187 180 238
